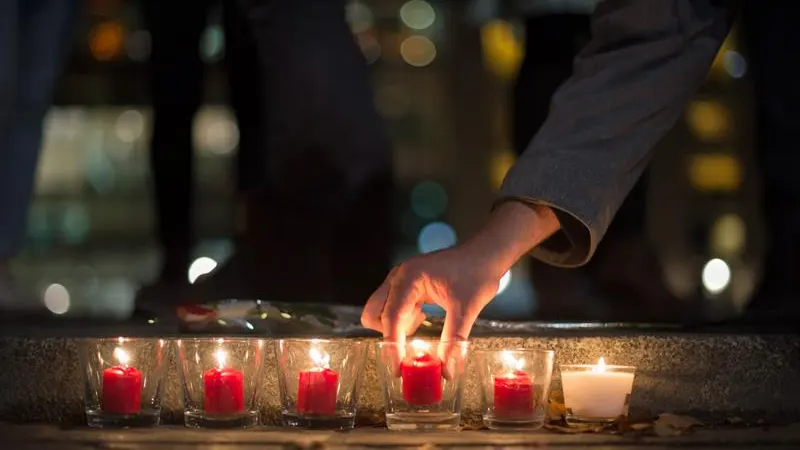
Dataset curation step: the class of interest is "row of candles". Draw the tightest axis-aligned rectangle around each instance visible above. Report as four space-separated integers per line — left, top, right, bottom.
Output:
87 337 635 431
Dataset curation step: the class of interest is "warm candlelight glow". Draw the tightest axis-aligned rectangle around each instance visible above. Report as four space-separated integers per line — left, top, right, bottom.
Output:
410 339 430 356
113 347 130 366
592 357 607 374
214 349 227 369
309 347 330 370
500 350 524 374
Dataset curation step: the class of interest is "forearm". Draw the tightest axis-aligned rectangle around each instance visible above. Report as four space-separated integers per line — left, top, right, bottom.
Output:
463 202 560 277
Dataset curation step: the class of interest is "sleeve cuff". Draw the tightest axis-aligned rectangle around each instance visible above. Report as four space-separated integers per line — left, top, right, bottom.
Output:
493 196 595 269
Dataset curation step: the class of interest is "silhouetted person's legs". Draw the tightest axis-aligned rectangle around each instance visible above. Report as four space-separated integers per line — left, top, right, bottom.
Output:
142 0 214 285
203 0 393 306
513 14 676 320
743 4 800 315
223 0 263 235
0 0 77 309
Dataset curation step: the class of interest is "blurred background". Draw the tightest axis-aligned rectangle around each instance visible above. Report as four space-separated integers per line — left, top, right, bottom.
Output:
8 0 761 322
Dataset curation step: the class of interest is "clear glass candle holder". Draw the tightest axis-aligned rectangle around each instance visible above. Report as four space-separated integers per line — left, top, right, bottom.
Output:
560 358 636 424
475 349 554 430
177 338 265 429
276 339 367 429
376 339 469 431
82 337 168 428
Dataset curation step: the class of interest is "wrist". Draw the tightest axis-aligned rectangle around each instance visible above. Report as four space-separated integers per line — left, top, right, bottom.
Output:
464 201 560 277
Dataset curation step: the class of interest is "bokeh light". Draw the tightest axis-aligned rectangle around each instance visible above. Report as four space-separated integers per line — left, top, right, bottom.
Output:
400 35 437 67
188 257 218 284
114 110 145 143
194 108 240 155
200 25 224 62
688 153 742 192
702 258 731 294
410 181 448 219
346 1 374 34
710 214 746 257
400 0 436 30
723 51 747 78
480 20 523 80
417 222 456 253
43 283 70 315
89 21 125 61
686 100 732 142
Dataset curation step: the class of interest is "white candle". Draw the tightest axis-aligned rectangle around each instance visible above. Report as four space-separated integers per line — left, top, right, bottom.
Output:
560 358 635 419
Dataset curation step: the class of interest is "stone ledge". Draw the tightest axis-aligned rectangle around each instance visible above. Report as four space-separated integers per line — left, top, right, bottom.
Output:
1 332 798 426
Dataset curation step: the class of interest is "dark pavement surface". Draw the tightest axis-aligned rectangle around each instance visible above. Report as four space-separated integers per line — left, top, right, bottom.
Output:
4 424 800 449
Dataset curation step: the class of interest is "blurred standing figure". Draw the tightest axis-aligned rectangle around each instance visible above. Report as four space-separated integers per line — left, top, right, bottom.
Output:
138 0 216 296
137 0 263 303
189 0 393 306
0 0 78 310
140 0 392 307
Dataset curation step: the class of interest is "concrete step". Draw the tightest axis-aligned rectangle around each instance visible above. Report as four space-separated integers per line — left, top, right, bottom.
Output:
0 319 797 427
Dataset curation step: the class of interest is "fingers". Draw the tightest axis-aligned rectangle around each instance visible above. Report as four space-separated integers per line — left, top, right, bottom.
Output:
407 305 427 337
438 305 478 380
361 278 391 333
381 269 421 344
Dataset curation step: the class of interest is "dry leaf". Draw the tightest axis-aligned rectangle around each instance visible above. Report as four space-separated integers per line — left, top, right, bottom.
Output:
547 391 567 421
653 413 702 437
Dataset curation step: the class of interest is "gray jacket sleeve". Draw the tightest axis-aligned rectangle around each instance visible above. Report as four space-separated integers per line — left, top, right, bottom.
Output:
498 0 735 267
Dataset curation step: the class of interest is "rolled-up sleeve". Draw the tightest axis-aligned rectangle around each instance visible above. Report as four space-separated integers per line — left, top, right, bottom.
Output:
498 0 735 267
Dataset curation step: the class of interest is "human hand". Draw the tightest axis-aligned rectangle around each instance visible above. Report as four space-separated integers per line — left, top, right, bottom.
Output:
361 243 504 377
361 202 560 376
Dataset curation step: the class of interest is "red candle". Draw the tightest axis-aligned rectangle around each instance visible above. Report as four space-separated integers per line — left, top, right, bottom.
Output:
102 365 142 414
204 367 244 414
401 351 442 406
297 368 339 415
493 370 534 419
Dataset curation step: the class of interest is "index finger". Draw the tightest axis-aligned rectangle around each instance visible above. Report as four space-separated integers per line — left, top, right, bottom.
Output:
381 269 421 344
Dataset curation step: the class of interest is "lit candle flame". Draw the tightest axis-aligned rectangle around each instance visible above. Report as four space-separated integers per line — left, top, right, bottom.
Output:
592 357 607 373
309 347 330 370
215 349 227 369
501 350 524 373
410 339 430 357
113 347 130 366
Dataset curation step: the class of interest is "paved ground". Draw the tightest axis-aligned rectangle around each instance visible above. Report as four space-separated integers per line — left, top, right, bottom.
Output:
4 424 800 449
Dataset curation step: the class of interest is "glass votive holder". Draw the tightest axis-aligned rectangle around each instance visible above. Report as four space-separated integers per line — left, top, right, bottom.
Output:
475 349 554 430
82 337 167 428
177 338 264 429
376 339 469 431
560 357 636 425
276 339 367 429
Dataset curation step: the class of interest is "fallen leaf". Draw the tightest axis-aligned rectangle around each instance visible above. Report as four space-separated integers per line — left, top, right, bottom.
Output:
547 391 567 421
653 413 702 437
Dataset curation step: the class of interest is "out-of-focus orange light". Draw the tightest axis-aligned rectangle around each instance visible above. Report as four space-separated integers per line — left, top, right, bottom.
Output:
89 21 125 61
